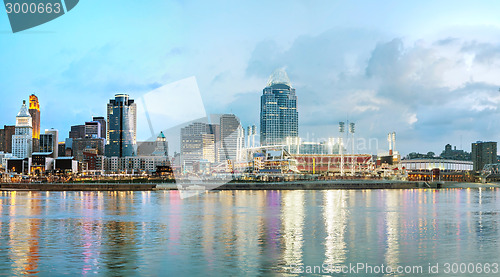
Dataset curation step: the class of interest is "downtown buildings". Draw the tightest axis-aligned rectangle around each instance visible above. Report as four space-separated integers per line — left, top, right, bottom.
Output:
260 69 298 146
106 94 137 157
12 100 33 159
66 94 169 174
180 114 244 173
471 141 497 171
29 94 40 152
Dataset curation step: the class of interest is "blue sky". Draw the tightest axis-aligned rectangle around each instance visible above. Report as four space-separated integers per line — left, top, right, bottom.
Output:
2 0 500 155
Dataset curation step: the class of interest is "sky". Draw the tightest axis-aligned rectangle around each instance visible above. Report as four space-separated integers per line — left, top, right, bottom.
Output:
2 0 500 155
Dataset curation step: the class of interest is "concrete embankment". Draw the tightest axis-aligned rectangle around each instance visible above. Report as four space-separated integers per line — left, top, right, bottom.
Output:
178 180 422 190
0 183 157 191
0 180 431 191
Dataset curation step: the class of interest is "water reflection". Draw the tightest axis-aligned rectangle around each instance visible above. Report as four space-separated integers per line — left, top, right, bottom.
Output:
280 191 305 271
0 189 499 275
323 190 347 267
384 191 400 272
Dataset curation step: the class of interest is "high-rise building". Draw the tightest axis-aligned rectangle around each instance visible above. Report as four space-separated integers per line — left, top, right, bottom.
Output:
40 133 54 154
29 94 40 152
73 137 106 162
69 125 85 139
181 122 217 168
58 142 66 157
106 94 137 157
12 100 33 158
0 125 15 153
85 121 101 138
219 114 244 162
471 141 497 171
92 116 106 139
151 131 168 157
260 69 298 146
40 128 59 158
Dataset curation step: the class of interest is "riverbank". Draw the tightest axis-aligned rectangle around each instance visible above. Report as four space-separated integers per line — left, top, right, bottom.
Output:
0 183 157 191
1 180 497 191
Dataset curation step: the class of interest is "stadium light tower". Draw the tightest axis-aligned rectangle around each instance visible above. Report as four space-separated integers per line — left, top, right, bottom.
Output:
339 122 345 176
349 122 355 175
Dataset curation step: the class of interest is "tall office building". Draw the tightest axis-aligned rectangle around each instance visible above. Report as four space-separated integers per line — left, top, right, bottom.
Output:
471 141 497 171
0 125 15 153
69 125 85 139
106 94 137 157
181 122 217 167
12 100 33 158
92 116 106 139
73 137 105 162
219 114 244 162
58 142 66 157
85 121 101 138
260 69 298 146
40 128 59 158
29 94 40 152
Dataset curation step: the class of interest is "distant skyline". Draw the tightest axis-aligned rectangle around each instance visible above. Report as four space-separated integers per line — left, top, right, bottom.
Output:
2 1 500 155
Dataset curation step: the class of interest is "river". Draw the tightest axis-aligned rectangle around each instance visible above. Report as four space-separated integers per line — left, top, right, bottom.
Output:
0 189 499 276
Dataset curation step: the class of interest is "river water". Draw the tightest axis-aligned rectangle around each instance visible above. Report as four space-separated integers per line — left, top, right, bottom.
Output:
0 189 499 276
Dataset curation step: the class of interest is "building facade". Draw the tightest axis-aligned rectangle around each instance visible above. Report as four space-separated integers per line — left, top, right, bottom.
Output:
73 137 106 162
45 129 59 158
219 114 244 162
152 132 168 156
181 122 218 169
471 141 497 171
103 156 169 174
85 121 101 138
29 94 40 152
106 94 137 157
69 125 85 139
92 116 106 139
401 159 473 171
0 125 15 153
260 69 298 146
12 100 33 158
40 133 55 156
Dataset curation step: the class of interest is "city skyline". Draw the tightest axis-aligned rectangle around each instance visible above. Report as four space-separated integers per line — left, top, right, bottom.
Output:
3 1 500 155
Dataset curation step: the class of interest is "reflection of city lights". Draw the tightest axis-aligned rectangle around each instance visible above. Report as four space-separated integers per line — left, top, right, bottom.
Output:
323 191 347 266
282 191 305 269
384 191 400 271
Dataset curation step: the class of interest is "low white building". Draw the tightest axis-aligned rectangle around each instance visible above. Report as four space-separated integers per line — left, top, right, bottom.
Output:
401 159 473 171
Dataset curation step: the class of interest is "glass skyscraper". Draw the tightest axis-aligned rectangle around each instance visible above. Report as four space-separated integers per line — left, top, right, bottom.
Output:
106 94 137 157
260 69 298 146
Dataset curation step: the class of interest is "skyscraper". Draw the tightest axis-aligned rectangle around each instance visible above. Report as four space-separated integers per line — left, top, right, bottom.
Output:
29 94 40 152
12 100 33 158
471 141 497 171
181 122 217 168
106 94 137 157
41 128 59 158
92 116 106 139
69 125 85 139
0 125 15 153
219 114 244 162
85 121 101 138
260 69 298 146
